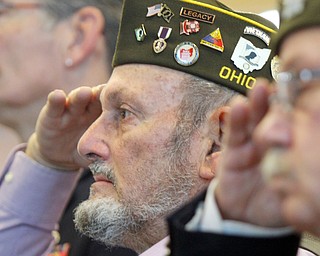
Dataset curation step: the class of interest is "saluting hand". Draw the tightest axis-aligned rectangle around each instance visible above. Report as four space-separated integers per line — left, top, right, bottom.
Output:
26 85 104 171
215 79 287 228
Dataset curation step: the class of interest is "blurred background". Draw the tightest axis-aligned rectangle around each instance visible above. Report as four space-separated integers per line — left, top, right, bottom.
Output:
223 0 277 13
222 0 279 27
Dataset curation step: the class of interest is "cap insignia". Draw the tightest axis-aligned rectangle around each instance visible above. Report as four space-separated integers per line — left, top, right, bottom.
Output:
180 7 215 24
231 37 271 74
244 26 271 46
200 28 224 52
153 26 172 53
180 19 200 35
146 3 174 23
281 0 305 20
271 55 281 82
135 24 147 42
174 42 199 66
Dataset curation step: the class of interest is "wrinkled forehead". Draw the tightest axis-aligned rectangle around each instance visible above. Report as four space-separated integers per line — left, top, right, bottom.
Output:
100 64 187 105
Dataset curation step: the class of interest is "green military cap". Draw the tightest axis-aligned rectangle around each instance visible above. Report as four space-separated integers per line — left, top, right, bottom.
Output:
273 0 320 54
113 0 278 95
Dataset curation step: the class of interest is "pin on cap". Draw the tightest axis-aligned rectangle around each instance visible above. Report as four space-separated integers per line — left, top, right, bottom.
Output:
180 19 200 35
153 26 172 53
146 3 174 23
113 0 278 95
200 28 224 52
135 24 147 42
174 41 199 66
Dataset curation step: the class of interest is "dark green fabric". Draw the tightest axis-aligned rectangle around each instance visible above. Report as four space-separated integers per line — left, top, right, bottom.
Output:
113 0 278 95
273 0 320 54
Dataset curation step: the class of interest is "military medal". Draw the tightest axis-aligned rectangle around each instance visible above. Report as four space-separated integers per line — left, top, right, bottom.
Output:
174 42 199 66
180 20 200 35
153 26 172 53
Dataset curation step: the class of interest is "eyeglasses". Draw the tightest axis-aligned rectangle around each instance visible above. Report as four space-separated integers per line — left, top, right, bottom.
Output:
272 68 320 110
0 2 42 14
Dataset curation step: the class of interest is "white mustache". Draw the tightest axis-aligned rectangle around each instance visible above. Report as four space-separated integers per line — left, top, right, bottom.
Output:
89 161 116 185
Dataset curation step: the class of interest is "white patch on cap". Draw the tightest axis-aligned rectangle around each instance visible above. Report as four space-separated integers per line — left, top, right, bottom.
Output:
281 0 305 20
231 37 271 74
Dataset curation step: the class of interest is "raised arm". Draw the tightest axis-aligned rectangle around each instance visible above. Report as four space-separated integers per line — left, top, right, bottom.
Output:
215 79 287 228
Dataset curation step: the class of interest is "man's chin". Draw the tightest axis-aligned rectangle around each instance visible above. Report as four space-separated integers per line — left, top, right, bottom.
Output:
74 197 130 247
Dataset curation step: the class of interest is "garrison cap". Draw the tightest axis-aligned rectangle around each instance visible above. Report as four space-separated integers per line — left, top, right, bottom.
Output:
113 0 278 95
273 0 320 54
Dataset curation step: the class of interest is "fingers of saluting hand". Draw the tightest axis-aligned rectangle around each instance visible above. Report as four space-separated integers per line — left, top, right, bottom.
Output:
248 79 271 128
221 81 273 170
92 83 106 96
88 84 105 115
224 80 272 148
43 86 103 127
224 96 250 147
46 89 68 118
67 86 98 115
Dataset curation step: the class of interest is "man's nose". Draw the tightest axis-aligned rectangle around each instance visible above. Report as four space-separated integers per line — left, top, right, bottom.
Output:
254 104 292 151
77 117 111 162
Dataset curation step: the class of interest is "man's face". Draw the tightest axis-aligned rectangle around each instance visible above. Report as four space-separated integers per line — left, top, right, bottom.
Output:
256 27 320 231
0 0 65 124
76 64 209 252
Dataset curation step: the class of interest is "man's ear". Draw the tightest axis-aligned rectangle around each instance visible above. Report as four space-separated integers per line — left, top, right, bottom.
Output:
199 106 230 180
199 151 221 180
65 6 105 67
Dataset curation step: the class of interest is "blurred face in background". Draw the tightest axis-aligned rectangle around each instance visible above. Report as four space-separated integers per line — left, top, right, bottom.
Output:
0 0 75 133
0 0 111 141
256 27 320 235
0 0 70 107
0 0 63 104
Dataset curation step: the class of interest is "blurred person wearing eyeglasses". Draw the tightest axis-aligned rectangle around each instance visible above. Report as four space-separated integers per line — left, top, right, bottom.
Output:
170 0 320 255
0 1 136 256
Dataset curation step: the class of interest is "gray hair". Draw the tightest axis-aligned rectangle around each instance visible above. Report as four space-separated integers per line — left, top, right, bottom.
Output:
41 0 123 64
167 74 239 166
181 74 238 129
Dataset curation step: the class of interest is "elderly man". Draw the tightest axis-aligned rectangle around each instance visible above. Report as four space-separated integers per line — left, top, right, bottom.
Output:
168 0 320 255
0 0 277 255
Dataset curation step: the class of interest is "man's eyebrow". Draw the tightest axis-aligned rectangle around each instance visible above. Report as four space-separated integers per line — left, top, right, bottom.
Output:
100 89 124 107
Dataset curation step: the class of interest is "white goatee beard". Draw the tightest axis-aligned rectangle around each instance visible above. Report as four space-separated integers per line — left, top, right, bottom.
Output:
73 190 180 252
74 197 134 248
74 153 197 252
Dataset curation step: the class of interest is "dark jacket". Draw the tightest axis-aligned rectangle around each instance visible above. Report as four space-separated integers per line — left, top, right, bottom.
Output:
167 190 301 256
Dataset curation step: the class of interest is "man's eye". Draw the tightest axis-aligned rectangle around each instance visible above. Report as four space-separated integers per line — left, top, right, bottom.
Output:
119 108 132 120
